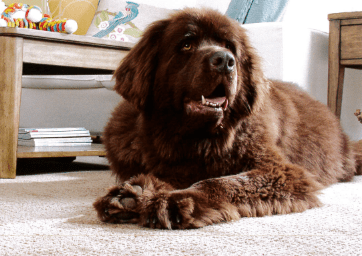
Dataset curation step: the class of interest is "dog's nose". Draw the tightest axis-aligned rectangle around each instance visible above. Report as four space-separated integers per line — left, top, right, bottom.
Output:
209 51 235 73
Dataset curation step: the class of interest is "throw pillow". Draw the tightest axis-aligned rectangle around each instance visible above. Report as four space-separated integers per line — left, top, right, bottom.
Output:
86 0 174 43
48 0 98 35
226 0 290 24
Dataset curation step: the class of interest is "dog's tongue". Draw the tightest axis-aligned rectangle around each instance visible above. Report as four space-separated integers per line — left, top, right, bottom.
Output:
207 97 227 105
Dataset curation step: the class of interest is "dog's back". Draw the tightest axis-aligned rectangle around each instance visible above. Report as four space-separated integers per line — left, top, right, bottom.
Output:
260 81 357 185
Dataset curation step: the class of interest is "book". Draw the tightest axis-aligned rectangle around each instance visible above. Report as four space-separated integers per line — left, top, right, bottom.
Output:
18 127 87 133
18 130 91 140
18 137 93 146
18 127 93 147
18 141 92 147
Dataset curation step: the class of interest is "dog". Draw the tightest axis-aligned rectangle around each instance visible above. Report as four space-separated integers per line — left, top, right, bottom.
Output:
94 8 361 229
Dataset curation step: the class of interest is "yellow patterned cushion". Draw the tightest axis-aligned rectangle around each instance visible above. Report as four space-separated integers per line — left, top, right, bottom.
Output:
48 0 98 35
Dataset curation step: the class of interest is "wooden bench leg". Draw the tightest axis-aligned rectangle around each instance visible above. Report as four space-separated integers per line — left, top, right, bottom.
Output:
0 37 24 178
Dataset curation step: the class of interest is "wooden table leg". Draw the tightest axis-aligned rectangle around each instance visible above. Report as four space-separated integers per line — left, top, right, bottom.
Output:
328 65 345 118
328 19 345 118
0 37 24 178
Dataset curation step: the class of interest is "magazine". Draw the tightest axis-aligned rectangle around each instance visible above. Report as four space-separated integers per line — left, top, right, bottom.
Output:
18 137 92 146
18 127 92 146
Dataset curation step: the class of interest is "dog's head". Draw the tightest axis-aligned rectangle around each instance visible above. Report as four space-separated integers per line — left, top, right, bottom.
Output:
113 8 269 135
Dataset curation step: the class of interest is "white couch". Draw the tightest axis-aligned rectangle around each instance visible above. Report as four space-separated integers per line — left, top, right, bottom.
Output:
18 0 362 140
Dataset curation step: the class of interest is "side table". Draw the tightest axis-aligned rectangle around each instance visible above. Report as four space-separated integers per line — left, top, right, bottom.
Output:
0 28 132 178
328 11 362 118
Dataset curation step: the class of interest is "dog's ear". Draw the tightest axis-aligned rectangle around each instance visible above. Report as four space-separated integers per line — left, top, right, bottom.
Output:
236 26 269 115
113 20 169 111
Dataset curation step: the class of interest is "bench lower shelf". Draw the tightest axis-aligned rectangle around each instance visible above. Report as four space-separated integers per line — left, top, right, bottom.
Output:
17 143 106 158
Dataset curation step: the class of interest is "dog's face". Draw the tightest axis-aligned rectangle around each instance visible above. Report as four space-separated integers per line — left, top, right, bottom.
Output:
114 8 268 135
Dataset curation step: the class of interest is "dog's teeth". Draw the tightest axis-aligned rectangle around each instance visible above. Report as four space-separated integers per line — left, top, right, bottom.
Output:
201 96 227 108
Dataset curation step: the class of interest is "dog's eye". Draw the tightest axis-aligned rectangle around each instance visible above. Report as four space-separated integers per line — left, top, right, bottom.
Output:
225 42 233 50
225 42 236 54
182 42 192 51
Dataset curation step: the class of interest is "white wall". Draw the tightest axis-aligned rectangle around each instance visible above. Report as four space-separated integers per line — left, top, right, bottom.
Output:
282 0 362 32
133 0 231 13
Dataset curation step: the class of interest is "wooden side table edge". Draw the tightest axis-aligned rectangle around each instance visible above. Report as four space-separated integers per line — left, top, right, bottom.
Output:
328 12 362 21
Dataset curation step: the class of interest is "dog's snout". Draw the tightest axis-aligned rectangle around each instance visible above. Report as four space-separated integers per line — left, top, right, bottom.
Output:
209 51 235 73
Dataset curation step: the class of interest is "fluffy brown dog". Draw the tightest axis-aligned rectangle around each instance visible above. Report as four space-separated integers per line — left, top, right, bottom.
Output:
94 8 360 229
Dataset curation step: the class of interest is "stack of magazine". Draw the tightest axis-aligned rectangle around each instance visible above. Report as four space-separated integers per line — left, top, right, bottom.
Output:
18 127 92 147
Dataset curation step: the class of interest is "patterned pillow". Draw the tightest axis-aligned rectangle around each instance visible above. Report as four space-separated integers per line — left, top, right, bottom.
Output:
86 0 174 43
48 0 99 35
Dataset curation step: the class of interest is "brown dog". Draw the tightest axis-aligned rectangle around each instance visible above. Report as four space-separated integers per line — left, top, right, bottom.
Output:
94 8 360 229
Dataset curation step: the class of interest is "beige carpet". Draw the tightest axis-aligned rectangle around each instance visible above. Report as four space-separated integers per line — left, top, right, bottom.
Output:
1 156 362 255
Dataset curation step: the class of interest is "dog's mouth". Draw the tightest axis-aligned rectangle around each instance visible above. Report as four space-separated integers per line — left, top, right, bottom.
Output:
184 83 229 116
201 84 229 111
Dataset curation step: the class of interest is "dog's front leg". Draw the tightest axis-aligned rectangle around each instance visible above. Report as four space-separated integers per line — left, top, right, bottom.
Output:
93 173 174 224
139 162 324 229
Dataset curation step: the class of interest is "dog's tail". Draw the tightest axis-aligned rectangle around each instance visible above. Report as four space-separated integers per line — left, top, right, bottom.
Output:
351 140 362 175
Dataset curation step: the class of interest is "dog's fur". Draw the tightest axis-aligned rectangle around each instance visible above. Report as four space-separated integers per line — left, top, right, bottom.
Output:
94 8 361 229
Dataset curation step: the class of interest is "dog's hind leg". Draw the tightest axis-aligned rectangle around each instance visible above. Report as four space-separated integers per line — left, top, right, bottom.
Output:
351 140 362 176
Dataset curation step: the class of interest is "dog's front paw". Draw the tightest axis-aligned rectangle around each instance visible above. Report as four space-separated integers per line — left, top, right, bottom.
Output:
93 184 143 223
139 190 213 230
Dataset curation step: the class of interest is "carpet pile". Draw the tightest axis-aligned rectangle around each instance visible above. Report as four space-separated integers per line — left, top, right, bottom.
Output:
1 157 361 255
